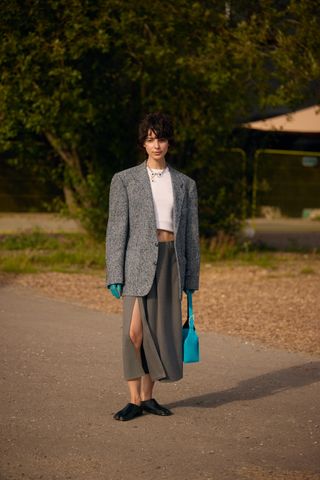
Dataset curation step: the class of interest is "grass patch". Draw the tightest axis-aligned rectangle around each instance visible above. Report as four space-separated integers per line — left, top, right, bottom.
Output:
232 251 278 269
0 230 61 250
300 267 315 275
0 230 105 273
0 254 38 273
1 230 319 274
200 234 279 269
201 250 279 269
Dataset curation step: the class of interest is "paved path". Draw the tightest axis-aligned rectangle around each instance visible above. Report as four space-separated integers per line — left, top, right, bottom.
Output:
0 213 84 234
244 219 320 249
0 284 319 480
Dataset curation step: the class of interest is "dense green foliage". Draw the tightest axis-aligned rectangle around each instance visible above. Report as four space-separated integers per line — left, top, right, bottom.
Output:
1 0 319 238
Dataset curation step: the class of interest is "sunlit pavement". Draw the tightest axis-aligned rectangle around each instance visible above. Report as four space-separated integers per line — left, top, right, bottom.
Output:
1 283 319 480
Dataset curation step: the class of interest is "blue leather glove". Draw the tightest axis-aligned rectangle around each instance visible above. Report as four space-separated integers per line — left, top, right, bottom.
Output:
184 288 195 295
108 283 123 299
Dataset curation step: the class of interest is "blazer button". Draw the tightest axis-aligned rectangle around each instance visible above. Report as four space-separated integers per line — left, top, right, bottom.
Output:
153 261 157 265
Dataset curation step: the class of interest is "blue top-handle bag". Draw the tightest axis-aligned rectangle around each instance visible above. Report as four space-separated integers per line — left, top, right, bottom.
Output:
182 291 200 363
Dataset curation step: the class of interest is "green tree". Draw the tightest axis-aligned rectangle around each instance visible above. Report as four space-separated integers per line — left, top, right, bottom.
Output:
0 0 134 234
1 0 319 238
269 0 320 106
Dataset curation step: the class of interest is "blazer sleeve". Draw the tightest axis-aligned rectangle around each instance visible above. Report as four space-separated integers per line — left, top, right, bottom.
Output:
106 173 129 287
185 180 200 291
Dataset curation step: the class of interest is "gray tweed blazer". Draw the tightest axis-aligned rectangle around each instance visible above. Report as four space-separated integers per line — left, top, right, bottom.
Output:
106 160 200 299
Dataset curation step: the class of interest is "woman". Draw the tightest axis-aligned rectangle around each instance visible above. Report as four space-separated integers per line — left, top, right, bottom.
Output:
106 112 200 421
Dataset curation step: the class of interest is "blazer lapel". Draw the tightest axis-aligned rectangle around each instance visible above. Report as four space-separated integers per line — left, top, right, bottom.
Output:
169 165 186 233
133 161 157 230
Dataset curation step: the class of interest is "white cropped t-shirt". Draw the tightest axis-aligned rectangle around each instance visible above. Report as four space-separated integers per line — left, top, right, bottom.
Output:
147 166 174 232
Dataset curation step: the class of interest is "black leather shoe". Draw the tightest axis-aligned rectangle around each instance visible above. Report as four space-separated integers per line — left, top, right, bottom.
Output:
141 398 173 416
113 403 143 421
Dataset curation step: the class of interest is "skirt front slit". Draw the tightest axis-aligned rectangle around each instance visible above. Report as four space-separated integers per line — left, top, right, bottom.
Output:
122 241 183 382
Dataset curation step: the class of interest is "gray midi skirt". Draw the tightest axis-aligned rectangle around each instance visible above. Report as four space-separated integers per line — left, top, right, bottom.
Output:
122 241 183 382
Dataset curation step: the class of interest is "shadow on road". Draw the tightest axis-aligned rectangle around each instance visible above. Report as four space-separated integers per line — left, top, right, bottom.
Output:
168 361 320 409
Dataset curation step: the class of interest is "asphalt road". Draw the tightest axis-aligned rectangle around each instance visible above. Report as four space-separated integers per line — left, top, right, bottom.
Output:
0 283 319 480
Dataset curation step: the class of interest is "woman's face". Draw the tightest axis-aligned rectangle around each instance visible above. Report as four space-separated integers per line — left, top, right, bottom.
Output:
144 129 169 163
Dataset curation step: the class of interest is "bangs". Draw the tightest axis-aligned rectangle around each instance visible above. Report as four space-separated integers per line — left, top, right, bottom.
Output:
139 112 174 147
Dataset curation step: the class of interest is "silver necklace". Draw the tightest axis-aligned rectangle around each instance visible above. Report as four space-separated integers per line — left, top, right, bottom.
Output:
147 163 167 182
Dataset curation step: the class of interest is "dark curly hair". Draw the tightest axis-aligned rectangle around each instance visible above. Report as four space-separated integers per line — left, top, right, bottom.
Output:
138 112 174 148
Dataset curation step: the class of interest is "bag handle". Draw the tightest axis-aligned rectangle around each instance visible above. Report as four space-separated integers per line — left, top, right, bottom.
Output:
187 291 195 329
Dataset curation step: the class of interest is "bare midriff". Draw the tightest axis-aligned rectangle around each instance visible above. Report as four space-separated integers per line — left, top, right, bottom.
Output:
157 229 175 242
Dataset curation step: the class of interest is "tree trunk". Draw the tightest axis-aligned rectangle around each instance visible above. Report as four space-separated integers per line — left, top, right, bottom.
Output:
44 131 91 209
63 185 79 214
